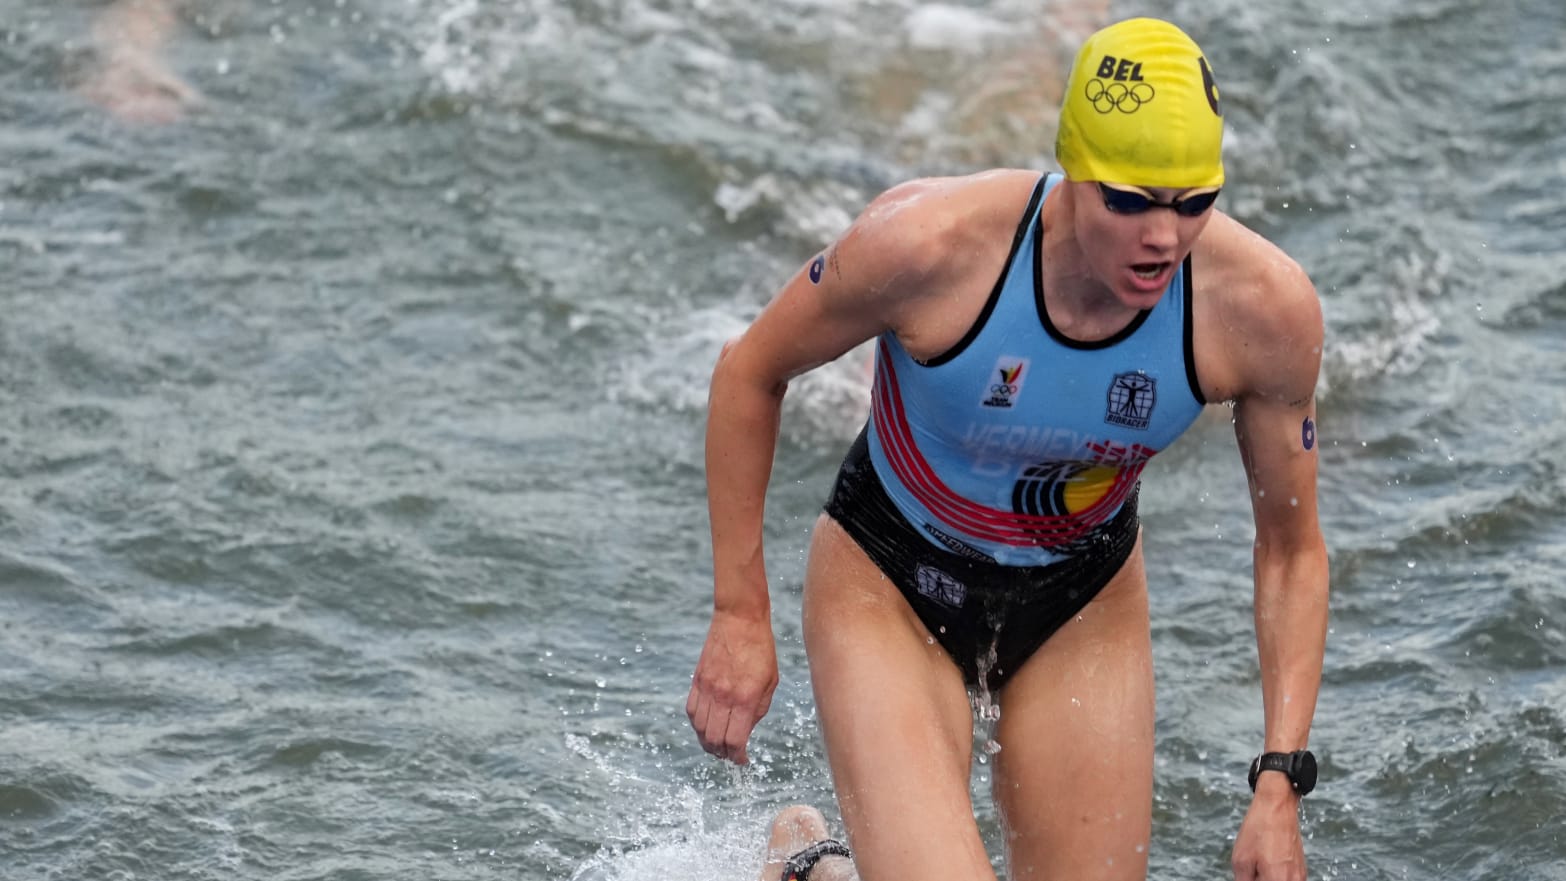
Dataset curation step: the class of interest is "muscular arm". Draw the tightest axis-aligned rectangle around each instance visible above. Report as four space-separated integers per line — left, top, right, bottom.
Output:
1226 253 1329 881
1236 344 1328 760
688 175 966 762
705 178 954 613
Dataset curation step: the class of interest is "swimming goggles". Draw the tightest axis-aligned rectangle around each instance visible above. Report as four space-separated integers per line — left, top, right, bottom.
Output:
1097 182 1221 217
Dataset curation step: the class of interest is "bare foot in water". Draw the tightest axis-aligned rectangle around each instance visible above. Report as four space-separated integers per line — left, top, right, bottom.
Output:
80 51 200 125
79 0 200 124
757 806 857 881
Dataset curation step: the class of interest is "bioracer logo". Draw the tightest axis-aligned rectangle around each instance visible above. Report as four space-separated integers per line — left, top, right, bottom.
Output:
981 357 1030 408
1105 371 1157 429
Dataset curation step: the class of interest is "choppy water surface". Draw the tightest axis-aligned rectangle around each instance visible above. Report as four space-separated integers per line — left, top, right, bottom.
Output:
2 1 1564 879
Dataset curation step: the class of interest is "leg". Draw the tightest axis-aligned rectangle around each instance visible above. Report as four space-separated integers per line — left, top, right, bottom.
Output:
756 805 859 881
992 537 1156 881
802 516 994 881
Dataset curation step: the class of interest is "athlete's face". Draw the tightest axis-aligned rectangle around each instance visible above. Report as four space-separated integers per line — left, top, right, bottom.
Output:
1072 180 1217 309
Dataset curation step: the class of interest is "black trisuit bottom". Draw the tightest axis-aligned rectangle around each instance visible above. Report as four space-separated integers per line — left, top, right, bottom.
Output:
823 427 1141 694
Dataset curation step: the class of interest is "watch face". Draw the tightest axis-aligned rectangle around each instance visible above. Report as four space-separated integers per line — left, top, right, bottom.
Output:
1291 750 1319 794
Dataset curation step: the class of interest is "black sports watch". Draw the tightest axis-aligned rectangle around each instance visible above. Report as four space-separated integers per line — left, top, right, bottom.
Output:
1248 749 1318 795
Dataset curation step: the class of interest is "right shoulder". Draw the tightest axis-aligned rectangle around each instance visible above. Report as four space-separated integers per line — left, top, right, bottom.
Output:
720 170 1043 385
828 169 1045 309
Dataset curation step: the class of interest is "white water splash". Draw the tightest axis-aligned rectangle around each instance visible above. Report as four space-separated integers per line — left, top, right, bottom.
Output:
1319 246 1447 397
571 826 759 881
972 636 1003 762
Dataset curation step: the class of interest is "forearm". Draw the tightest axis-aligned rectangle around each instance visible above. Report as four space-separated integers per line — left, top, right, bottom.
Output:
705 349 788 618
1252 535 1329 752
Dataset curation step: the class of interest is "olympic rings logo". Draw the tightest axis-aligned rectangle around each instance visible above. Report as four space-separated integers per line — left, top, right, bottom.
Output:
1084 78 1155 114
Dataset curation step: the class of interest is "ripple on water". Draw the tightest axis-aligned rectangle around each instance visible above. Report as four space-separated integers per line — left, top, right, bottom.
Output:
1500 278 1566 332
0 782 61 821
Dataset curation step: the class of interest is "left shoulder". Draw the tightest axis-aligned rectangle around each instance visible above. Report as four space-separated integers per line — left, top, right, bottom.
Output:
1189 212 1323 403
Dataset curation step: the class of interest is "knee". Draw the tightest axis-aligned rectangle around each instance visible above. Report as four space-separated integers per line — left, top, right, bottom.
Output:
769 804 830 840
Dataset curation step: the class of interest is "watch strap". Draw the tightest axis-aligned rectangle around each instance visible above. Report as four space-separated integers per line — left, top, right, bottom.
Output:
1255 752 1293 780
782 839 853 881
1249 749 1316 795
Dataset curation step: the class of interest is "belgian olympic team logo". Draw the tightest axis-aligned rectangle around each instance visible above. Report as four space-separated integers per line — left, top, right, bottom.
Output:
980 356 1030 409
1085 78 1155 114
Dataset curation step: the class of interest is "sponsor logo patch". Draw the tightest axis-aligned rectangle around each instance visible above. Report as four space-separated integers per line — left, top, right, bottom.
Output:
1105 372 1156 430
915 565 967 609
981 357 1030 409
922 524 997 563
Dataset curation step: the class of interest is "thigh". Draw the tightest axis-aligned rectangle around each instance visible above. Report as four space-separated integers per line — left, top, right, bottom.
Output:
991 537 1156 881
802 515 995 881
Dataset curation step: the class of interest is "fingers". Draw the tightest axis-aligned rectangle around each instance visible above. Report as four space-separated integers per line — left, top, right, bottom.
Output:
1231 847 1305 881
685 616 778 764
697 696 754 763
719 703 754 765
686 680 765 764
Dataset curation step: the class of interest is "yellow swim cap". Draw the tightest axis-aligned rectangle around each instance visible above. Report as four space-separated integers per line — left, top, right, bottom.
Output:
1055 18 1225 189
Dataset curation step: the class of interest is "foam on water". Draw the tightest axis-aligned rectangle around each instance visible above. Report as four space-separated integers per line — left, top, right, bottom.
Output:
608 297 873 451
570 825 759 881
553 731 795 881
903 5 1012 52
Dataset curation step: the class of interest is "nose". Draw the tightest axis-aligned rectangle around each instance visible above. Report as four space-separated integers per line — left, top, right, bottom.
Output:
1138 208 1181 253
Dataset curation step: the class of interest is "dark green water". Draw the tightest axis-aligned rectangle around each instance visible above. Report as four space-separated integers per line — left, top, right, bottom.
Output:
2 1 1563 879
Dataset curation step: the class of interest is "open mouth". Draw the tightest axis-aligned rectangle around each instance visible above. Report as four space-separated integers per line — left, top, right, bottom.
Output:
1131 262 1169 281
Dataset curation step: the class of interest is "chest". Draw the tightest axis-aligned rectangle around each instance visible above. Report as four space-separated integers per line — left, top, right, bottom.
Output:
877 284 1203 476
